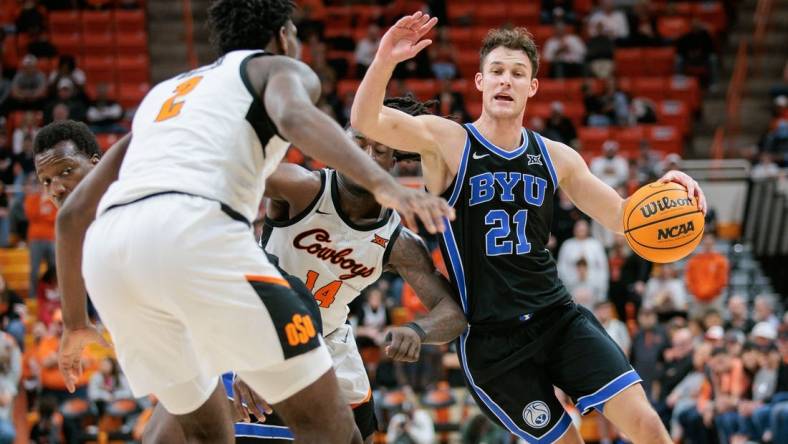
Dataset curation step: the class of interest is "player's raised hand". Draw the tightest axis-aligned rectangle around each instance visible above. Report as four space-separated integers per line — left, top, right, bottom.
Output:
658 170 708 215
384 327 422 362
373 184 454 234
377 11 438 64
232 375 273 423
58 325 110 393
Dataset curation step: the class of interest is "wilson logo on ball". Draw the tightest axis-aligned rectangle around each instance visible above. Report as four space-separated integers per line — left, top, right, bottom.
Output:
640 196 694 218
657 221 696 240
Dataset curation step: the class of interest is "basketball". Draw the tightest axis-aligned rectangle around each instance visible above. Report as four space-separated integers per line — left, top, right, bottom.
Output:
623 182 705 263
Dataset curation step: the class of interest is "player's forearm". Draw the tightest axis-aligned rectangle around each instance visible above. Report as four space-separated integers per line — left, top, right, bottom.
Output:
350 58 396 135
414 294 467 344
278 105 397 195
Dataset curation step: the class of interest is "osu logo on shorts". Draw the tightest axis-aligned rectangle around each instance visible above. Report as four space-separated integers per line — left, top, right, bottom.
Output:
284 314 316 346
522 400 551 429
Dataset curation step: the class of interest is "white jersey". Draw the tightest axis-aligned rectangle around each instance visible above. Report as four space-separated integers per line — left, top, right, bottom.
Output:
262 169 403 335
97 50 289 223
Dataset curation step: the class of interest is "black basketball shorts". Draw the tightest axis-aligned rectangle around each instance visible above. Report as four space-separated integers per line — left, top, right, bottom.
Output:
458 302 641 443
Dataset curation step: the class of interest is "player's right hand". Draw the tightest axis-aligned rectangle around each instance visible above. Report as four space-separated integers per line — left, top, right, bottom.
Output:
376 11 438 65
58 325 111 393
373 184 454 234
232 375 273 423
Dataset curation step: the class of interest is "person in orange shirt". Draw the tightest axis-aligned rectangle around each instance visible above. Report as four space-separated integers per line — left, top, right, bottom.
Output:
23 183 56 299
685 233 729 314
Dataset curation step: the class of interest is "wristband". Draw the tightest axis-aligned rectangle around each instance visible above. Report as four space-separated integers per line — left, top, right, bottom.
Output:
404 322 427 341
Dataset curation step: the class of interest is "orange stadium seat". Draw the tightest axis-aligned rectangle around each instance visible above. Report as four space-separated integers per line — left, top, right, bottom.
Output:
530 26 556 46
95 133 121 151
113 9 145 33
118 82 149 109
324 6 353 28
574 0 593 15
404 79 437 100
658 16 691 40
658 100 691 135
694 2 726 34
51 33 82 57
670 2 694 16
457 50 481 77
81 10 114 34
632 77 667 102
83 32 114 56
336 79 360 98
447 4 475 24
615 49 645 77
667 75 700 110
15 33 29 57
467 100 482 119
471 27 489 45
476 4 507 27
614 125 646 151
115 31 148 55
49 10 81 34
578 127 610 152
648 125 682 154
83 55 116 84
1 36 17 69
509 3 540 25
116 55 150 84
447 28 475 51
643 47 676 76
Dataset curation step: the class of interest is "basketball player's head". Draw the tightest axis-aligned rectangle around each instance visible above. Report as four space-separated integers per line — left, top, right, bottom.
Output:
33 120 101 208
476 27 539 120
340 95 434 195
208 0 300 59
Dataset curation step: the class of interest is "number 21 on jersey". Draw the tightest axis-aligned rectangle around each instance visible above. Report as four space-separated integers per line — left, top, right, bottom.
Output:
305 270 342 308
485 209 531 256
155 76 203 122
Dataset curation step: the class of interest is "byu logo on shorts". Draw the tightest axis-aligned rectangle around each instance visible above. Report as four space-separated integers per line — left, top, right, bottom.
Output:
522 400 550 429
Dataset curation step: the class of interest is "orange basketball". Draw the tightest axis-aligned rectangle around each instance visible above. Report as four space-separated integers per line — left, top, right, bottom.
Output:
623 181 705 263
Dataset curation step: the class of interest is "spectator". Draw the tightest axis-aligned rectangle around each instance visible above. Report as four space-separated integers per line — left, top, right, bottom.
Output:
24 185 56 299
28 395 63 444
86 83 125 134
355 24 381 78
552 189 586 249
541 0 577 24
753 294 780 329
594 300 631 356
0 334 19 444
386 399 435 444
660 152 682 175
590 140 629 188
607 233 651 320
0 275 26 348
669 343 712 442
0 65 11 115
543 21 586 78
17 134 37 176
0 183 8 247
707 347 749 444
643 263 689 318
557 219 609 297
685 233 729 314
676 19 717 87
12 110 40 155
0 134 13 185
428 27 458 80
629 97 658 124
88 357 132 417
587 0 629 41
434 80 470 122
624 1 661 47
45 78 87 123
15 0 45 34
354 286 390 347
318 75 344 127
26 26 58 59
630 306 668 396
10 55 48 110
725 294 755 334
585 21 616 79
36 267 59 328
566 257 606 308
762 119 788 162
584 78 629 126
635 139 661 182
543 101 577 145
752 151 782 180
654 328 694 407
48 55 86 96
51 103 70 122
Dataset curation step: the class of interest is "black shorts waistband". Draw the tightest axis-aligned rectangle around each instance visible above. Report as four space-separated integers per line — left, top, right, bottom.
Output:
468 301 574 333
103 191 250 226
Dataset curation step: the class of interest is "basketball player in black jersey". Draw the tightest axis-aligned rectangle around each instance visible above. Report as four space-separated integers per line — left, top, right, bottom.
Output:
352 12 708 444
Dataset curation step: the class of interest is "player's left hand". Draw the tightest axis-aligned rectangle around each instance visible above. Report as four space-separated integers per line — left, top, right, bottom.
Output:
232 375 273 423
384 327 422 362
58 325 111 393
658 170 707 215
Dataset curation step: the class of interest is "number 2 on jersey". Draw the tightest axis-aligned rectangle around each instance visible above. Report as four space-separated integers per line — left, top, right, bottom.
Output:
305 270 342 308
485 209 531 255
155 76 203 122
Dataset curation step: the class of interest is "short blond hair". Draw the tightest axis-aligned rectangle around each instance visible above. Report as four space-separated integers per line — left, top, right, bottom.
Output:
479 27 540 77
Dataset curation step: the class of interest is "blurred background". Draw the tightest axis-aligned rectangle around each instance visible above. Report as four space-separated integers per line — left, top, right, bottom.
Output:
0 0 784 443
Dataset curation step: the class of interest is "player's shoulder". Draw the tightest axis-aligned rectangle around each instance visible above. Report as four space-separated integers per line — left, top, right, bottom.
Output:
385 226 429 268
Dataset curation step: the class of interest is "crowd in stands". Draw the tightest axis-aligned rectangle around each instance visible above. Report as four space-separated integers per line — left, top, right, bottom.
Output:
0 0 780 443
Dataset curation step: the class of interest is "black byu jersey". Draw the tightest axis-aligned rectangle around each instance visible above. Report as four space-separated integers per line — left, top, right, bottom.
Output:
438 124 571 325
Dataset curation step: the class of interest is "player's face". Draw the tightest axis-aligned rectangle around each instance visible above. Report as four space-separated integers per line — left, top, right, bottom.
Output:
34 141 99 207
476 47 538 120
339 130 394 194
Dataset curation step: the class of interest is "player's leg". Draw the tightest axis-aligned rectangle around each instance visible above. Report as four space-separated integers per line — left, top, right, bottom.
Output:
142 403 185 443
550 304 670 444
151 376 233 444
